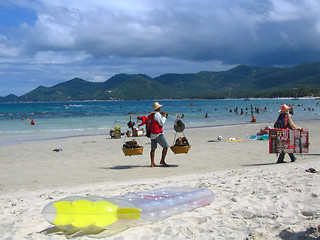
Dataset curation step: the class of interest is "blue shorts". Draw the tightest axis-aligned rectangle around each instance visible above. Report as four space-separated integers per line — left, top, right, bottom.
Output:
151 134 170 149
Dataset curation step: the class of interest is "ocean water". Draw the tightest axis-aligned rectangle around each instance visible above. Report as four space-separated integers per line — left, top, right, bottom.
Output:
1 99 319 145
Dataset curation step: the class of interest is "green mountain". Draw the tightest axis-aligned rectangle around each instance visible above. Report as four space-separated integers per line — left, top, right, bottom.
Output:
2 62 320 102
0 94 19 102
20 78 105 101
103 74 178 100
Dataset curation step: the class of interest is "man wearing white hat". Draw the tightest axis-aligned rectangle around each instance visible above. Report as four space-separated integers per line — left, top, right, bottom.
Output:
148 102 170 167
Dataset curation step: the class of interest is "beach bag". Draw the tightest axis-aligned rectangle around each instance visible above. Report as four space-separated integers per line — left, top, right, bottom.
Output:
146 114 153 138
273 119 282 129
273 113 288 129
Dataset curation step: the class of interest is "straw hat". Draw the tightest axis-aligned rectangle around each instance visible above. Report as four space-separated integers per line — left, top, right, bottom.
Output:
153 102 162 111
279 104 291 113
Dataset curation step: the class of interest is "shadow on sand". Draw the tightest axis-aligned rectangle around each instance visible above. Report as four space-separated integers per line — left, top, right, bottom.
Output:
101 164 179 170
242 163 277 167
279 226 320 239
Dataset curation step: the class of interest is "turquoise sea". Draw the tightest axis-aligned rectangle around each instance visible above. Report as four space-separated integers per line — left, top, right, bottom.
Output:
1 99 319 145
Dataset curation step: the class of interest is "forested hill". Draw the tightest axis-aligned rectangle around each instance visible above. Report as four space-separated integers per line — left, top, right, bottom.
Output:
2 62 320 102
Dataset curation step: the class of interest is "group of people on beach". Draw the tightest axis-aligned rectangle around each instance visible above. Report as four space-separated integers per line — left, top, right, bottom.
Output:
138 101 304 167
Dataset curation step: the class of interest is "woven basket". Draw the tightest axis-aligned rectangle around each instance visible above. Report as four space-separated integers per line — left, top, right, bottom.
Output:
110 130 121 139
170 145 191 154
122 147 144 156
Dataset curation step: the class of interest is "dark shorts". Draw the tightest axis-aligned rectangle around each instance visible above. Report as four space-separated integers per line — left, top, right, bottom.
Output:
151 134 170 149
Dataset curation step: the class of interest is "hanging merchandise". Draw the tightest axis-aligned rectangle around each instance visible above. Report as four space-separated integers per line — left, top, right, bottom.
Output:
122 139 143 156
170 114 191 154
109 121 124 139
122 115 144 156
269 128 309 154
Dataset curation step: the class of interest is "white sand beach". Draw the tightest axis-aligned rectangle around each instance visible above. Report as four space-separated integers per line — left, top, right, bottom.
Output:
0 120 320 239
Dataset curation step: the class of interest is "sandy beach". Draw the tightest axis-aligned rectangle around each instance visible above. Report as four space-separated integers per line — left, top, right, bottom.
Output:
0 120 320 239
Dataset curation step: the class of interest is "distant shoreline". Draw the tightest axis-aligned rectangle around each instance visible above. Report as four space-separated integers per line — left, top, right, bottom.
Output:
1 98 319 146
2 119 317 147
1 96 319 104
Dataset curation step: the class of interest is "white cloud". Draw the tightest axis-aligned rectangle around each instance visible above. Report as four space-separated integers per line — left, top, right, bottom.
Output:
1 0 320 95
6 0 320 61
92 75 106 82
0 36 21 57
0 45 20 57
33 51 90 64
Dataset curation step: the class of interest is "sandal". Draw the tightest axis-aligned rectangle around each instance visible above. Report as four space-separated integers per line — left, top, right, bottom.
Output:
305 168 317 173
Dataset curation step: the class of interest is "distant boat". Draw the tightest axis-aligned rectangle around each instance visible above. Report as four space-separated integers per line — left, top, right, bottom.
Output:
243 98 250 101
292 98 300 100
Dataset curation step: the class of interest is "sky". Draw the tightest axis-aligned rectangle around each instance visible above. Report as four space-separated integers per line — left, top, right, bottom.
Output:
1 0 320 96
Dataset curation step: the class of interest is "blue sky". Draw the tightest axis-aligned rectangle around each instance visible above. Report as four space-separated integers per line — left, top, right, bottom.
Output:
1 0 320 96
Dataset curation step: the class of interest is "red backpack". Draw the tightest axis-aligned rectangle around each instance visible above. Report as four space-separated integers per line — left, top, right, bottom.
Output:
146 113 154 138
